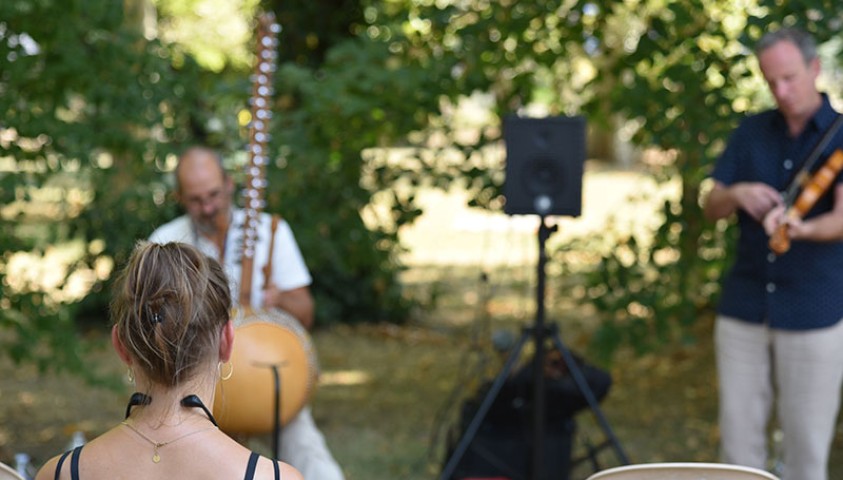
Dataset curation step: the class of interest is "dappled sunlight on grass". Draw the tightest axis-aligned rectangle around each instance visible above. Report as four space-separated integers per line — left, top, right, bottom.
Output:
396 161 678 270
319 370 372 387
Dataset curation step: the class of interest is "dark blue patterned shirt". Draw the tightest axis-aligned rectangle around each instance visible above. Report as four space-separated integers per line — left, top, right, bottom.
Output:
711 94 843 330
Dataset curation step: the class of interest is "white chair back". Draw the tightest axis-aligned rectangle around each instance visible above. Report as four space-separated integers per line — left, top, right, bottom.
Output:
586 462 780 480
0 462 24 480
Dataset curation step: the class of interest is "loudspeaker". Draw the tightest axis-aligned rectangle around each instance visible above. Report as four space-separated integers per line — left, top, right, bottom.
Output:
503 116 586 217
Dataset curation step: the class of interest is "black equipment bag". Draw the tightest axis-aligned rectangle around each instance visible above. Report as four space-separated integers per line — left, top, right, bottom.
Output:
444 349 611 480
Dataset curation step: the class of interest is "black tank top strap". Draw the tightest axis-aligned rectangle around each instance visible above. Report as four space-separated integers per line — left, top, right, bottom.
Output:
54 446 83 480
70 445 82 480
53 450 72 480
243 451 281 480
244 452 260 480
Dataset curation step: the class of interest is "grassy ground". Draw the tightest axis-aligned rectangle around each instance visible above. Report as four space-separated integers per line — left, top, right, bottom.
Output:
1 264 722 480
5 257 843 479
312 265 724 480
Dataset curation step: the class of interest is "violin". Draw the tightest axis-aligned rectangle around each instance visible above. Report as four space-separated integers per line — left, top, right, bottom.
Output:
769 149 843 254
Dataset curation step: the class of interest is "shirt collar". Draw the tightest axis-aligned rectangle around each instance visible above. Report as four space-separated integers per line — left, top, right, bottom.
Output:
812 93 838 132
773 93 837 135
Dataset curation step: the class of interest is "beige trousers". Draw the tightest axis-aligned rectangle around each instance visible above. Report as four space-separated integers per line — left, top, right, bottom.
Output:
280 406 345 480
715 316 843 480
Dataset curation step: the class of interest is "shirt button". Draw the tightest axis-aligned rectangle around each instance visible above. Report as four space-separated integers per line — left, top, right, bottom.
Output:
767 282 776 293
784 159 793 170
767 253 776 263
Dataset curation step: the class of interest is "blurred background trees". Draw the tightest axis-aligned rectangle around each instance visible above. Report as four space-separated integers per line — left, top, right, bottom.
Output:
2 0 842 375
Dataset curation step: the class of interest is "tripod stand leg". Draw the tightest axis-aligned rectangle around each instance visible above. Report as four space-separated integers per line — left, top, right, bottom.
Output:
549 332 630 465
439 329 531 480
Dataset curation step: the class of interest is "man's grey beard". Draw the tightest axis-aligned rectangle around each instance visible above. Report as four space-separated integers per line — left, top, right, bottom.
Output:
191 206 232 238
193 216 219 236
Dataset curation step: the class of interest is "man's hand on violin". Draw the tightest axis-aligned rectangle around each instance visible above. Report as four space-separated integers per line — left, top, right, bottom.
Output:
763 205 788 236
733 182 783 221
763 205 813 240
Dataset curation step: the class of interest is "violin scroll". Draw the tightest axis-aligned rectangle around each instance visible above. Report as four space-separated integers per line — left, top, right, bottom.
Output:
769 224 791 255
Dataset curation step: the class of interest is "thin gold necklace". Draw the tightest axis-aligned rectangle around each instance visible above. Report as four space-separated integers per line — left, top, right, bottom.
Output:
121 421 218 463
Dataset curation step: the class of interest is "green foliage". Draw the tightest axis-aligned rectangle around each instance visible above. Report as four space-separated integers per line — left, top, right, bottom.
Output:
568 202 737 363
5 0 843 375
266 36 446 324
0 0 198 374
377 0 843 360
270 0 365 66
566 0 752 355
0 0 451 377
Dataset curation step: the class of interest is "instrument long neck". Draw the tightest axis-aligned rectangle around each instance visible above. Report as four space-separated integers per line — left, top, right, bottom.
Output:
239 13 280 307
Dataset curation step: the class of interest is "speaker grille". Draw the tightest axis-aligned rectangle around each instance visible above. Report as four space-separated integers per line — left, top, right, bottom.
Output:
503 116 585 217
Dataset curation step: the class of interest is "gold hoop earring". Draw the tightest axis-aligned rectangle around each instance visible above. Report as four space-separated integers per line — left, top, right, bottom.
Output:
219 361 234 381
127 367 135 384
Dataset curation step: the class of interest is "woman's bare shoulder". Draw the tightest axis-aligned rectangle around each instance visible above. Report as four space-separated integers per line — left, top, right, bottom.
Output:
281 463 304 480
256 458 303 480
34 454 62 480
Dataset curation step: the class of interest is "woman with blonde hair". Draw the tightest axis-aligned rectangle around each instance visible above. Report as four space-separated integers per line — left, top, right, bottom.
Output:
36 242 303 480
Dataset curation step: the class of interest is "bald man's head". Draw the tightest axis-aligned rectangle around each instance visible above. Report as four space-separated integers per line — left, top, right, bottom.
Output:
174 147 234 236
175 147 226 194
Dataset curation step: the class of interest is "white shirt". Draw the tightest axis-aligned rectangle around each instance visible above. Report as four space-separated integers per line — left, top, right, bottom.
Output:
149 209 312 309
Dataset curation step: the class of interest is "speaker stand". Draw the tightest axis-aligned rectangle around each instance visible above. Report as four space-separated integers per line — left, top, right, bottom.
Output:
439 216 629 480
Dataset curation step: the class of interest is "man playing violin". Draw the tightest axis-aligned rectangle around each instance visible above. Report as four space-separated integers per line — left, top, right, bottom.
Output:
150 146 345 480
703 27 843 480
